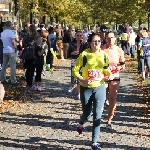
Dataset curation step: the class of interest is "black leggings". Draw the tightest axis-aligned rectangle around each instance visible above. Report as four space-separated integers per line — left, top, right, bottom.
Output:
121 40 130 54
25 59 35 86
35 64 43 82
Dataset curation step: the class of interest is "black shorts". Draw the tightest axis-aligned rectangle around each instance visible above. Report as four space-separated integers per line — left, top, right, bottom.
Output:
105 77 120 84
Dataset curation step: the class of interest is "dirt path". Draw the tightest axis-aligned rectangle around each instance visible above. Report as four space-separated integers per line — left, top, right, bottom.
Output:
0 59 149 150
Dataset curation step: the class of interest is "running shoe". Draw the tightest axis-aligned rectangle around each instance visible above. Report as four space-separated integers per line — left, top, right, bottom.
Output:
26 85 33 89
106 123 113 130
37 86 44 92
11 80 19 84
68 85 76 93
1 80 9 84
33 86 38 91
91 143 101 150
105 100 109 106
77 124 84 134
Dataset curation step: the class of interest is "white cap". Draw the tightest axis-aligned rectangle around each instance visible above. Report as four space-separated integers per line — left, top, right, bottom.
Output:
36 27 41 30
42 27 46 30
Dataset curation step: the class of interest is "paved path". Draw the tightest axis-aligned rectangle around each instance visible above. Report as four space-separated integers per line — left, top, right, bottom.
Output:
0 60 149 150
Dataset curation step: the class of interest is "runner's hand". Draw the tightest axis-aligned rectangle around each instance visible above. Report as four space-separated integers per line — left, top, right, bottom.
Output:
81 79 93 85
109 74 114 80
116 66 122 71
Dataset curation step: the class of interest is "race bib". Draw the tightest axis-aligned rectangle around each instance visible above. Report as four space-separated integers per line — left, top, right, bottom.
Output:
109 65 118 74
71 59 76 66
88 69 102 81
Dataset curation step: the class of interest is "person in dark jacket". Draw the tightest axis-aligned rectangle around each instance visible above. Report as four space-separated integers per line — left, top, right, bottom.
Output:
22 25 38 87
33 36 45 91
100 25 108 50
62 29 71 59
135 30 142 73
67 31 89 99
47 27 57 70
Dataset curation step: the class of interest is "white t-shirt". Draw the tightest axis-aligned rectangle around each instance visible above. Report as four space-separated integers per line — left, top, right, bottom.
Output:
129 32 137 45
83 32 88 43
1 29 16 53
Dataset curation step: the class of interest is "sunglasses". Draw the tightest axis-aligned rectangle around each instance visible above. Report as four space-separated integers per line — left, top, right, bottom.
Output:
92 40 101 43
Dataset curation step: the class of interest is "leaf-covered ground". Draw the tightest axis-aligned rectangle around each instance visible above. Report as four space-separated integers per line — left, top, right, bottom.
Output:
125 57 150 127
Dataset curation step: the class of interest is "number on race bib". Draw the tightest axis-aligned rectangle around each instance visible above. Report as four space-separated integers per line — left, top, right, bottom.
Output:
88 69 102 81
109 66 116 70
109 66 118 74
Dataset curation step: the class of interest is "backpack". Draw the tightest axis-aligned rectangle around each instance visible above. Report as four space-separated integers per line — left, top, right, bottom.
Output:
23 35 36 60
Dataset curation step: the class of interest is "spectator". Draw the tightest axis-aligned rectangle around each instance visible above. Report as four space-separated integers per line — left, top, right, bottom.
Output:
135 30 142 73
138 30 150 81
100 25 108 50
34 36 45 91
47 27 57 70
0 25 5 68
129 29 137 58
19 22 31 79
33 18 40 30
120 29 130 54
71 28 76 41
82 27 90 44
67 31 88 99
62 29 71 59
55 24 63 59
22 25 37 87
42 38 48 76
0 21 18 84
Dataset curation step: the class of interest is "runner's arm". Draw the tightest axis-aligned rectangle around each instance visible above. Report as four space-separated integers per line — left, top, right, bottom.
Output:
102 53 111 76
72 53 83 78
118 48 125 70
